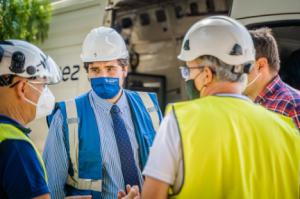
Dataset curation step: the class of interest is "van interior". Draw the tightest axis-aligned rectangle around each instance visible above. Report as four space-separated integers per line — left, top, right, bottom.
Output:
112 0 300 111
113 0 232 110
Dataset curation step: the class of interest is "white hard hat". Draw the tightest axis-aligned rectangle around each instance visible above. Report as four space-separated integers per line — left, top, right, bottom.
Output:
80 27 129 62
178 16 255 66
0 40 62 84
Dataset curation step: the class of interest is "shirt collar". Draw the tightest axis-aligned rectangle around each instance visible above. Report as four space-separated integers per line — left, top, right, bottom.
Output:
115 90 129 111
255 75 282 103
90 89 128 113
214 93 252 102
0 114 31 135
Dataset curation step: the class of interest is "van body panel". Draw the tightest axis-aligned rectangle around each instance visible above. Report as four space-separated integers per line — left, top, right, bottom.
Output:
30 0 106 151
230 0 300 25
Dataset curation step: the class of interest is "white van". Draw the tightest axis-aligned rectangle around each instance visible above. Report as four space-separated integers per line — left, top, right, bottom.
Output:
30 0 300 151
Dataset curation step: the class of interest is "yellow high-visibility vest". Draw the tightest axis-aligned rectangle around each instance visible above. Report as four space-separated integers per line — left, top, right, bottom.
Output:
0 123 48 182
170 96 300 199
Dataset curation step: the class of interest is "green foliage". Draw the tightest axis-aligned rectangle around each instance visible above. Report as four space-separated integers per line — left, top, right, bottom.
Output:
0 0 52 43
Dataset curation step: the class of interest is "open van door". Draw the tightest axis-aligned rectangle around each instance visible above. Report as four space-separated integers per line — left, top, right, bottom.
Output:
230 0 300 90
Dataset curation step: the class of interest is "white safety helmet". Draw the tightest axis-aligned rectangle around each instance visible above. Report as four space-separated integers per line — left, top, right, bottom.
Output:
80 27 129 62
0 40 62 84
178 16 255 66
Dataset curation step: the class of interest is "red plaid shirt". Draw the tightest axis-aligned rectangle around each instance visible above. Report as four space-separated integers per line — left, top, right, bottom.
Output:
255 75 300 129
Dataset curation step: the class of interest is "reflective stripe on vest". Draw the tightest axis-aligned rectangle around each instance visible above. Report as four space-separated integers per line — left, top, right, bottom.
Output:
137 92 160 131
0 123 48 182
65 99 102 192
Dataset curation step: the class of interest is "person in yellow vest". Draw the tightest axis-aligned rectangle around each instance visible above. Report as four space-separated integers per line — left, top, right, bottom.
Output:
119 16 300 199
0 40 61 199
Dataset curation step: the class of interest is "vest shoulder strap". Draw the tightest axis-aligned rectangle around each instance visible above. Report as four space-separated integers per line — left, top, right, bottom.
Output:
0 123 48 182
63 94 102 193
64 99 79 180
137 91 161 131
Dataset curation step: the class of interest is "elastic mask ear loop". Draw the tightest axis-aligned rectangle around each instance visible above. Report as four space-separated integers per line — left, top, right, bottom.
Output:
192 70 206 98
188 68 203 82
246 73 261 88
199 75 209 97
199 67 213 94
23 82 43 106
27 82 43 93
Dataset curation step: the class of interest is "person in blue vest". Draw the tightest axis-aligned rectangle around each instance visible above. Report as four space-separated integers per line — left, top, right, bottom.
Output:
0 40 62 199
43 26 163 199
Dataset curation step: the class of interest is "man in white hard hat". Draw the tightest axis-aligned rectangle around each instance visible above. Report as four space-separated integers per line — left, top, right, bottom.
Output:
0 40 61 199
43 27 162 199
119 16 300 199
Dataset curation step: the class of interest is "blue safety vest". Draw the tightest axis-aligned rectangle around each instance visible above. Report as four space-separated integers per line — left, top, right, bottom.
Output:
47 90 162 198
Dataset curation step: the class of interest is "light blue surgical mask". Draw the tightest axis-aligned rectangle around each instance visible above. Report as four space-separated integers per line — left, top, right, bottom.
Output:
91 77 120 99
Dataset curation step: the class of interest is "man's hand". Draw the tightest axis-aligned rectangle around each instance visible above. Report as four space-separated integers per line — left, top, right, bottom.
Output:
117 185 140 199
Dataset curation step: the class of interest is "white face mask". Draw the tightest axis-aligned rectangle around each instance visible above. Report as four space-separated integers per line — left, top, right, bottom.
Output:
246 73 261 88
24 83 55 120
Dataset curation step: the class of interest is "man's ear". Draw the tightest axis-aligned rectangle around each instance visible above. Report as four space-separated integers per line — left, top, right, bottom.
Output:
256 57 268 72
15 79 27 100
203 66 213 85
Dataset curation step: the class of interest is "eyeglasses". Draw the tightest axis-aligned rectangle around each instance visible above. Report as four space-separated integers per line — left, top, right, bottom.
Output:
179 65 205 81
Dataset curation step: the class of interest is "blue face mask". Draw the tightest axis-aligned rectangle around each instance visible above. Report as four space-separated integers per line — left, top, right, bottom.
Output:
91 77 121 99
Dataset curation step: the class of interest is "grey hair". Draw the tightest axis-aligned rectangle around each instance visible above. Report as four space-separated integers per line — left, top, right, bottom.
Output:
199 55 249 84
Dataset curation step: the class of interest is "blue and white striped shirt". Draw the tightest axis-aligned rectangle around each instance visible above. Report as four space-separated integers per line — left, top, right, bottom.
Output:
43 90 143 199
